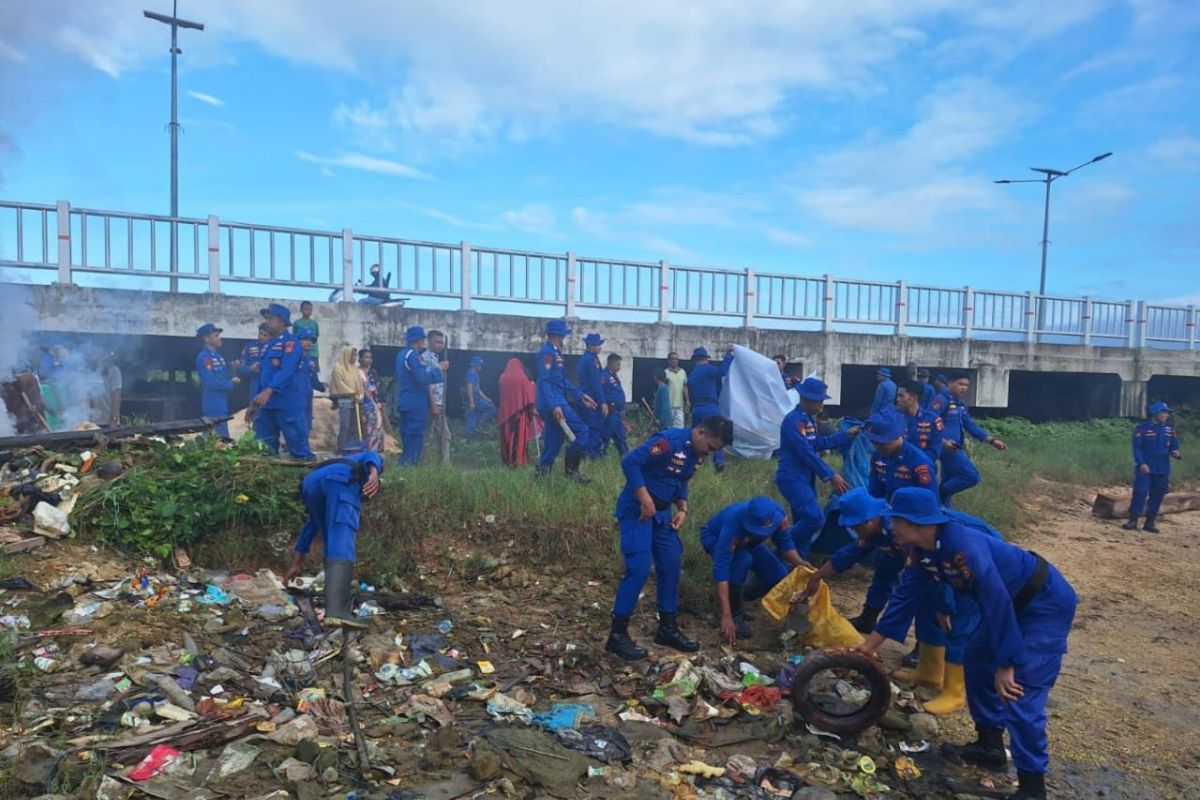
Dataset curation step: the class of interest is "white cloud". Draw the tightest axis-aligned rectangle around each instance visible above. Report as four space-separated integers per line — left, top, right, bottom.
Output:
501 204 556 235
0 38 25 62
294 150 431 180
761 225 811 248
1144 136 1200 171
187 90 225 107
400 203 503 232
571 207 610 238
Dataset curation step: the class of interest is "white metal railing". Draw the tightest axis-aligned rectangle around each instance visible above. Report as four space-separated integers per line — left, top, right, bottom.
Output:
1 198 1195 350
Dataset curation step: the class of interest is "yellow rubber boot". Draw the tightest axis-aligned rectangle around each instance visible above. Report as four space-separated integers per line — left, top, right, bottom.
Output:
892 644 945 689
922 662 966 715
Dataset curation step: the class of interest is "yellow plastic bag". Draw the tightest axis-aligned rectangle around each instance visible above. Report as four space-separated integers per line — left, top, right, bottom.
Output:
760 565 864 648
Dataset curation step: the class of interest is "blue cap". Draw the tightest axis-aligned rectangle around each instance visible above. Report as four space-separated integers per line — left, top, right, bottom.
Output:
917 368 931 378
260 303 292 326
838 488 888 528
406 325 427 342
877 367 892 378
195 323 222 338
296 328 317 341
691 347 710 360
743 496 786 537
469 356 483 367
546 319 572 336
935 373 947 383
865 408 906 443
583 332 605 346
797 377 831 402
1149 401 1172 416
886 487 949 526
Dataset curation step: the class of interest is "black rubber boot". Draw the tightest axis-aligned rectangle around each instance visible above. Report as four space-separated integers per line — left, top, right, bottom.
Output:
1143 516 1159 533
564 449 591 484
728 585 753 639
901 643 920 668
323 559 366 630
848 606 882 634
1012 770 1047 800
655 612 700 653
534 464 552 479
1121 516 1139 531
604 615 647 661
941 725 1008 771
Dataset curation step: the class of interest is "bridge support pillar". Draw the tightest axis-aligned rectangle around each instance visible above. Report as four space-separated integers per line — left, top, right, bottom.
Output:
1120 380 1146 418
454 310 476 351
817 332 843 405
975 365 1009 408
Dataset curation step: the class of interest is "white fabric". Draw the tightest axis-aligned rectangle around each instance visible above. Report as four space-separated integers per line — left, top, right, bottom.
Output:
719 345 796 460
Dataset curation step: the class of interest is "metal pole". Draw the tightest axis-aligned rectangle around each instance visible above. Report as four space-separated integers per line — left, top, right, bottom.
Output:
1038 176 1051 296
169 4 179 291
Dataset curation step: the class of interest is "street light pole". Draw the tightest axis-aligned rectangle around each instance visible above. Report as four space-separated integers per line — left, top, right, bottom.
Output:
144 1 204 292
1038 175 1052 297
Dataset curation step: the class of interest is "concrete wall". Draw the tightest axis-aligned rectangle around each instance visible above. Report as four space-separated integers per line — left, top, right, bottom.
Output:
17 283 1200 414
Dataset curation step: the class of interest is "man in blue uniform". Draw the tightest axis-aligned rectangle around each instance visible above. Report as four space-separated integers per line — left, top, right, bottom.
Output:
601 353 629 456
395 326 444 466
297 329 326 435
536 319 597 480
857 488 1077 800
870 367 897 415
687 347 730 472
865 407 936 502
896 380 944 466
195 323 241 440
282 451 384 629
237 323 270 393
776 377 859 558
932 373 1008 505
463 356 496 439
917 368 937 410
248 304 314 460
1123 401 1182 532
701 496 805 644
773 355 800 390
576 332 608 458
606 416 734 661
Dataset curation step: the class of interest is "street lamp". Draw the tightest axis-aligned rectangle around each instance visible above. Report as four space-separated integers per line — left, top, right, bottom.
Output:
144 0 204 292
995 152 1112 298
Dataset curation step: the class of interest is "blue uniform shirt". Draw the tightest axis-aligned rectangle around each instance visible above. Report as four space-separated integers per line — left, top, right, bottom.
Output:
904 408 945 462
238 342 264 391
601 368 626 411
687 361 726 406
301 355 325 399
870 379 897 415
828 519 904 573
920 381 937 410
617 428 697 516
294 451 385 556
868 442 936 500
700 499 796 582
576 352 605 404
395 347 443 410
931 390 990 447
535 341 583 411
196 347 236 394
258 332 304 410
1133 421 1180 475
465 370 481 403
39 352 62 379
777 407 848 485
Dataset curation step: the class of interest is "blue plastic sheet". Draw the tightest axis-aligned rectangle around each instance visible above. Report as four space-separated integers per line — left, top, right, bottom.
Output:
531 703 596 731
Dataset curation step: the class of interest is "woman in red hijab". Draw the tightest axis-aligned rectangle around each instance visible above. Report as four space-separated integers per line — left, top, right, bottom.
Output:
498 357 539 466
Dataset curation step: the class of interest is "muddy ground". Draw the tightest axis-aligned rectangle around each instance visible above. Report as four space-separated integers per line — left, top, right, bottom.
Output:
2 481 1197 799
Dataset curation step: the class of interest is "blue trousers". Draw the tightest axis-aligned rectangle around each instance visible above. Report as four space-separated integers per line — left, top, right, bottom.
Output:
295 473 362 561
1130 471 1169 519
692 404 725 467
582 405 606 458
603 412 629 456
777 476 823 558
539 403 587 468
863 552 904 611
465 397 497 438
398 404 428 465
612 510 682 617
726 544 791 599
201 395 230 439
255 407 314 459
939 448 980 505
964 567 1077 773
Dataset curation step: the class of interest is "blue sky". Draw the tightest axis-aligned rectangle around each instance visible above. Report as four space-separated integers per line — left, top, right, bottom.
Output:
1 0 1197 306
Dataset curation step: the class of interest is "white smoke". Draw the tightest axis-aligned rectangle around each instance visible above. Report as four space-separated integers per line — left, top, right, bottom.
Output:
0 286 41 436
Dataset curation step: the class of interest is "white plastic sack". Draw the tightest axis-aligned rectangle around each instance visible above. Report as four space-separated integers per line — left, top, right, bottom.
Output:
719 345 796 459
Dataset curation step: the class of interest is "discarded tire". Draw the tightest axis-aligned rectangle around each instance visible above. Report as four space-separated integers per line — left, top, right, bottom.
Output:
790 649 892 736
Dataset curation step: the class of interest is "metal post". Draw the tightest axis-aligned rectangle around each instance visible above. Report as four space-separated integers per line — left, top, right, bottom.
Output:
963 286 974 340
340 228 354 302
206 214 220 293
460 241 472 311
1126 300 1137 348
896 280 907 336
1025 291 1036 344
1082 296 1093 346
744 267 756 328
168 14 179 293
1188 304 1197 351
1137 301 1147 349
565 251 577 318
822 274 834 333
56 200 72 284
658 260 670 323
1038 177 1051 297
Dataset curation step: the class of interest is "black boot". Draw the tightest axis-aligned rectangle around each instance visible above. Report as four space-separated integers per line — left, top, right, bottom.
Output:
941 725 1008 771
848 606 882 634
564 449 591 484
1143 516 1159 533
534 464 552 479
1121 516 1139 531
655 612 700 653
605 615 647 661
323 559 367 630
1011 770 1046 800
901 643 920 668
728 585 753 639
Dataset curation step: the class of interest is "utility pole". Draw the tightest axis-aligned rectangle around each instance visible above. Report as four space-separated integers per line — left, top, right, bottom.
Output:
144 0 204 292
